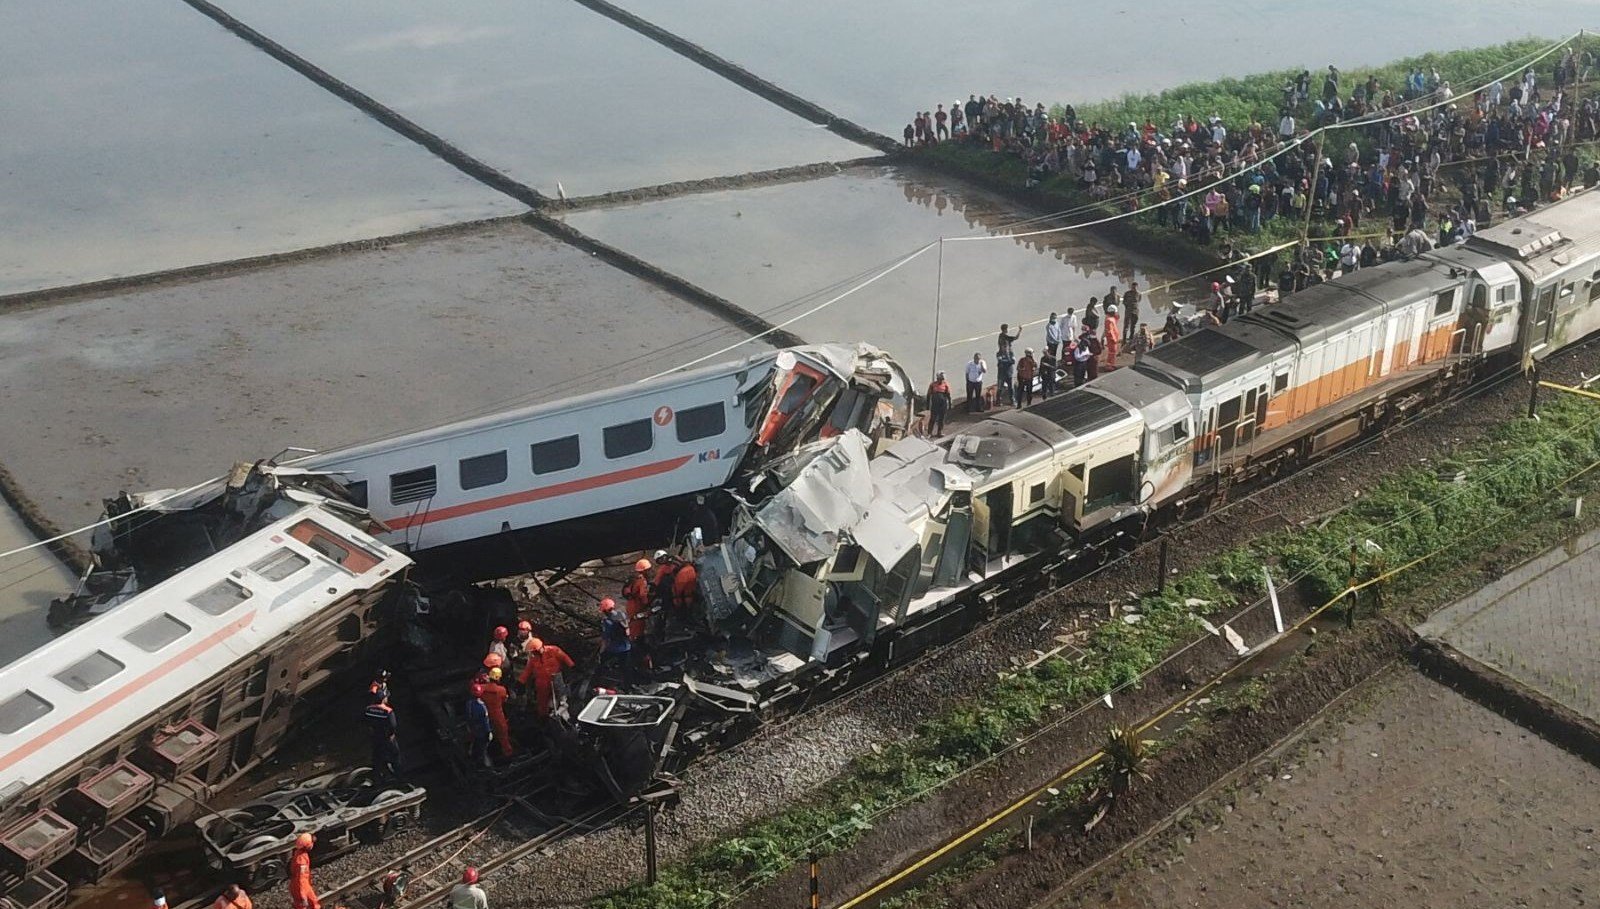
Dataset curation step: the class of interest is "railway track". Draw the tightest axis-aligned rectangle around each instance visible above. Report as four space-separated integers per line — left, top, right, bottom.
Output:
171 344 1597 909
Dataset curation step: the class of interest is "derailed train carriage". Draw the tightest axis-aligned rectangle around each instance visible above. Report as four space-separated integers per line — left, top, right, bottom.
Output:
662 188 1600 740
0 508 411 904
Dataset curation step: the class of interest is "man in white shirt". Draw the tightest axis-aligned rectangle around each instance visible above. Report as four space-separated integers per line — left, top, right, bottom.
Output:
964 354 987 413
1058 309 1080 347
1045 313 1063 357
1278 112 1295 141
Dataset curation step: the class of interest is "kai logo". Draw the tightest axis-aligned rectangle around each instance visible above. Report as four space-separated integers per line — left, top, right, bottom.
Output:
698 449 722 463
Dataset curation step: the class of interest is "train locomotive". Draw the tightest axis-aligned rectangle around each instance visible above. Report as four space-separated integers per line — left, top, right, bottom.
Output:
4 190 1597 903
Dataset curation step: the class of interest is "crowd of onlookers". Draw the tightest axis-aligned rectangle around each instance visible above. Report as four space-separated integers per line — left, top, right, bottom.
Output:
907 47 1600 252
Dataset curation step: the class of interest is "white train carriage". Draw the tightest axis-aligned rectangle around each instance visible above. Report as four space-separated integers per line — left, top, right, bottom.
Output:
0 507 409 898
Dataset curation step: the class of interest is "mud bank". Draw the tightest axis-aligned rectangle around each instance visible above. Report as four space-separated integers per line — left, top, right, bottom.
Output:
0 461 89 575
936 622 1412 909
1410 637 1600 771
524 213 805 348
0 214 529 314
178 0 545 207
549 157 890 211
568 0 899 155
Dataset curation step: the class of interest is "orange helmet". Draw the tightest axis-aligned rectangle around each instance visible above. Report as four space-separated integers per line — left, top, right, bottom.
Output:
295 832 315 850
483 652 504 669
527 637 544 651
599 597 617 612
517 620 533 633
634 558 652 572
492 626 508 641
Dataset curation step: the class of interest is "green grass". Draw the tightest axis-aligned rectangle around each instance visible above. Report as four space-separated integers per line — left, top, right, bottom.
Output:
594 388 1600 909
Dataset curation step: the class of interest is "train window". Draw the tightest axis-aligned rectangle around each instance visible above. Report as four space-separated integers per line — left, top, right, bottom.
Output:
1163 421 1190 446
676 403 727 443
188 579 251 616
0 691 52 735
389 466 437 505
251 549 310 581
1434 290 1455 316
531 436 581 475
124 614 191 653
1029 482 1046 505
1273 372 1290 394
1471 285 1488 310
1591 270 1600 302
54 651 126 692
603 419 653 459
1560 283 1575 299
1217 396 1242 427
459 451 508 490
1085 455 1137 511
344 480 368 509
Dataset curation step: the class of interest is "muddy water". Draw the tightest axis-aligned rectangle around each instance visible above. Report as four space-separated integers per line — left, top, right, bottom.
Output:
564 166 1182 381
0 221 776 530
0 502 73 668
0 0 521 296
210 0 870 197
614 0 1595 132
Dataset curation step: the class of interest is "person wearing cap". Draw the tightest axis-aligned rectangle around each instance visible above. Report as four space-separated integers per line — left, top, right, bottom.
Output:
1015 348 1037 408
288 833 319 909
518 636 576 720
363 691 400 782
152 891 168 909
465 684 492 768
211 884 252 909
925 371 951 438
367 669 391 702
1102 305 1122 370
623 558 652 642
480 668 513 759
487 626 509 663
597 598 632 687
509 620 535 683
449 867 489 909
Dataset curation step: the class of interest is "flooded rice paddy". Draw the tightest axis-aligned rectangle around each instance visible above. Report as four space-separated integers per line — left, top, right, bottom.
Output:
614 0 1597 132
564 165 1181 380
0 0 520 296
0 221 774 530
210 0 871 197
0 501 74 668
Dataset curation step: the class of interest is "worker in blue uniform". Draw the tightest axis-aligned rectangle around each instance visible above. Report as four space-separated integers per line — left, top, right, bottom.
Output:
597 597 632 688
363 691 400 781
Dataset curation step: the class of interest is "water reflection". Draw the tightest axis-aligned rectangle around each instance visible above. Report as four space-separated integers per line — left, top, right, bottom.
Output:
212 0 870 196
563 166 1183 380
0 0 520 295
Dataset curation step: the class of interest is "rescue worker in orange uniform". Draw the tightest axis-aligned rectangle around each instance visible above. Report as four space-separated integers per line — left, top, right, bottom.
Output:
480 668 513 759
622 558 652 641
517 637 575 719
671 560 699 616
211 884 252 909
288 832 319 909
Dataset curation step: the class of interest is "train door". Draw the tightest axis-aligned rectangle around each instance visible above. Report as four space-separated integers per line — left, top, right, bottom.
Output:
1388 307 1416 373
985 484 1014 556
1194 407 1217 469
935 492 973 588
1530 283 1558 352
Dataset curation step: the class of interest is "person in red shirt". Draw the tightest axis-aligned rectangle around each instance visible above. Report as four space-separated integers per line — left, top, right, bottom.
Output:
517 637 576 719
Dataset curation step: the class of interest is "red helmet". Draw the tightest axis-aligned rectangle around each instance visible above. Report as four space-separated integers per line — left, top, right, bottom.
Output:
599 597 617 612
492 626 508 641
483 652 504 669
295 832 315 850
463 867 479 884
517 620 533 633
470 684 485 698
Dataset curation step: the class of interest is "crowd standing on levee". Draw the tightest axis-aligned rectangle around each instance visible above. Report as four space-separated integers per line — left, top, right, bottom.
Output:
913 46 1600 425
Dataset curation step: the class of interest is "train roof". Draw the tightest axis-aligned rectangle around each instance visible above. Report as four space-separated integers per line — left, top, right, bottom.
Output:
1088 365 1189 426
301 344 874 470
1135 322 1276 392
1466 189 1600 278
0 506 410 804
946 387 1138 474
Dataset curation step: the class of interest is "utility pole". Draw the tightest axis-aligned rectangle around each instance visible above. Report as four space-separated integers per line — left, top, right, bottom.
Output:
644 803 658 886
808 852 820 909
1529 364 1541 418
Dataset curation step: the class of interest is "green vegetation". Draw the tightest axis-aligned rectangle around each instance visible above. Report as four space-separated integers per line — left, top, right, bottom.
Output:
596 392 1600 909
